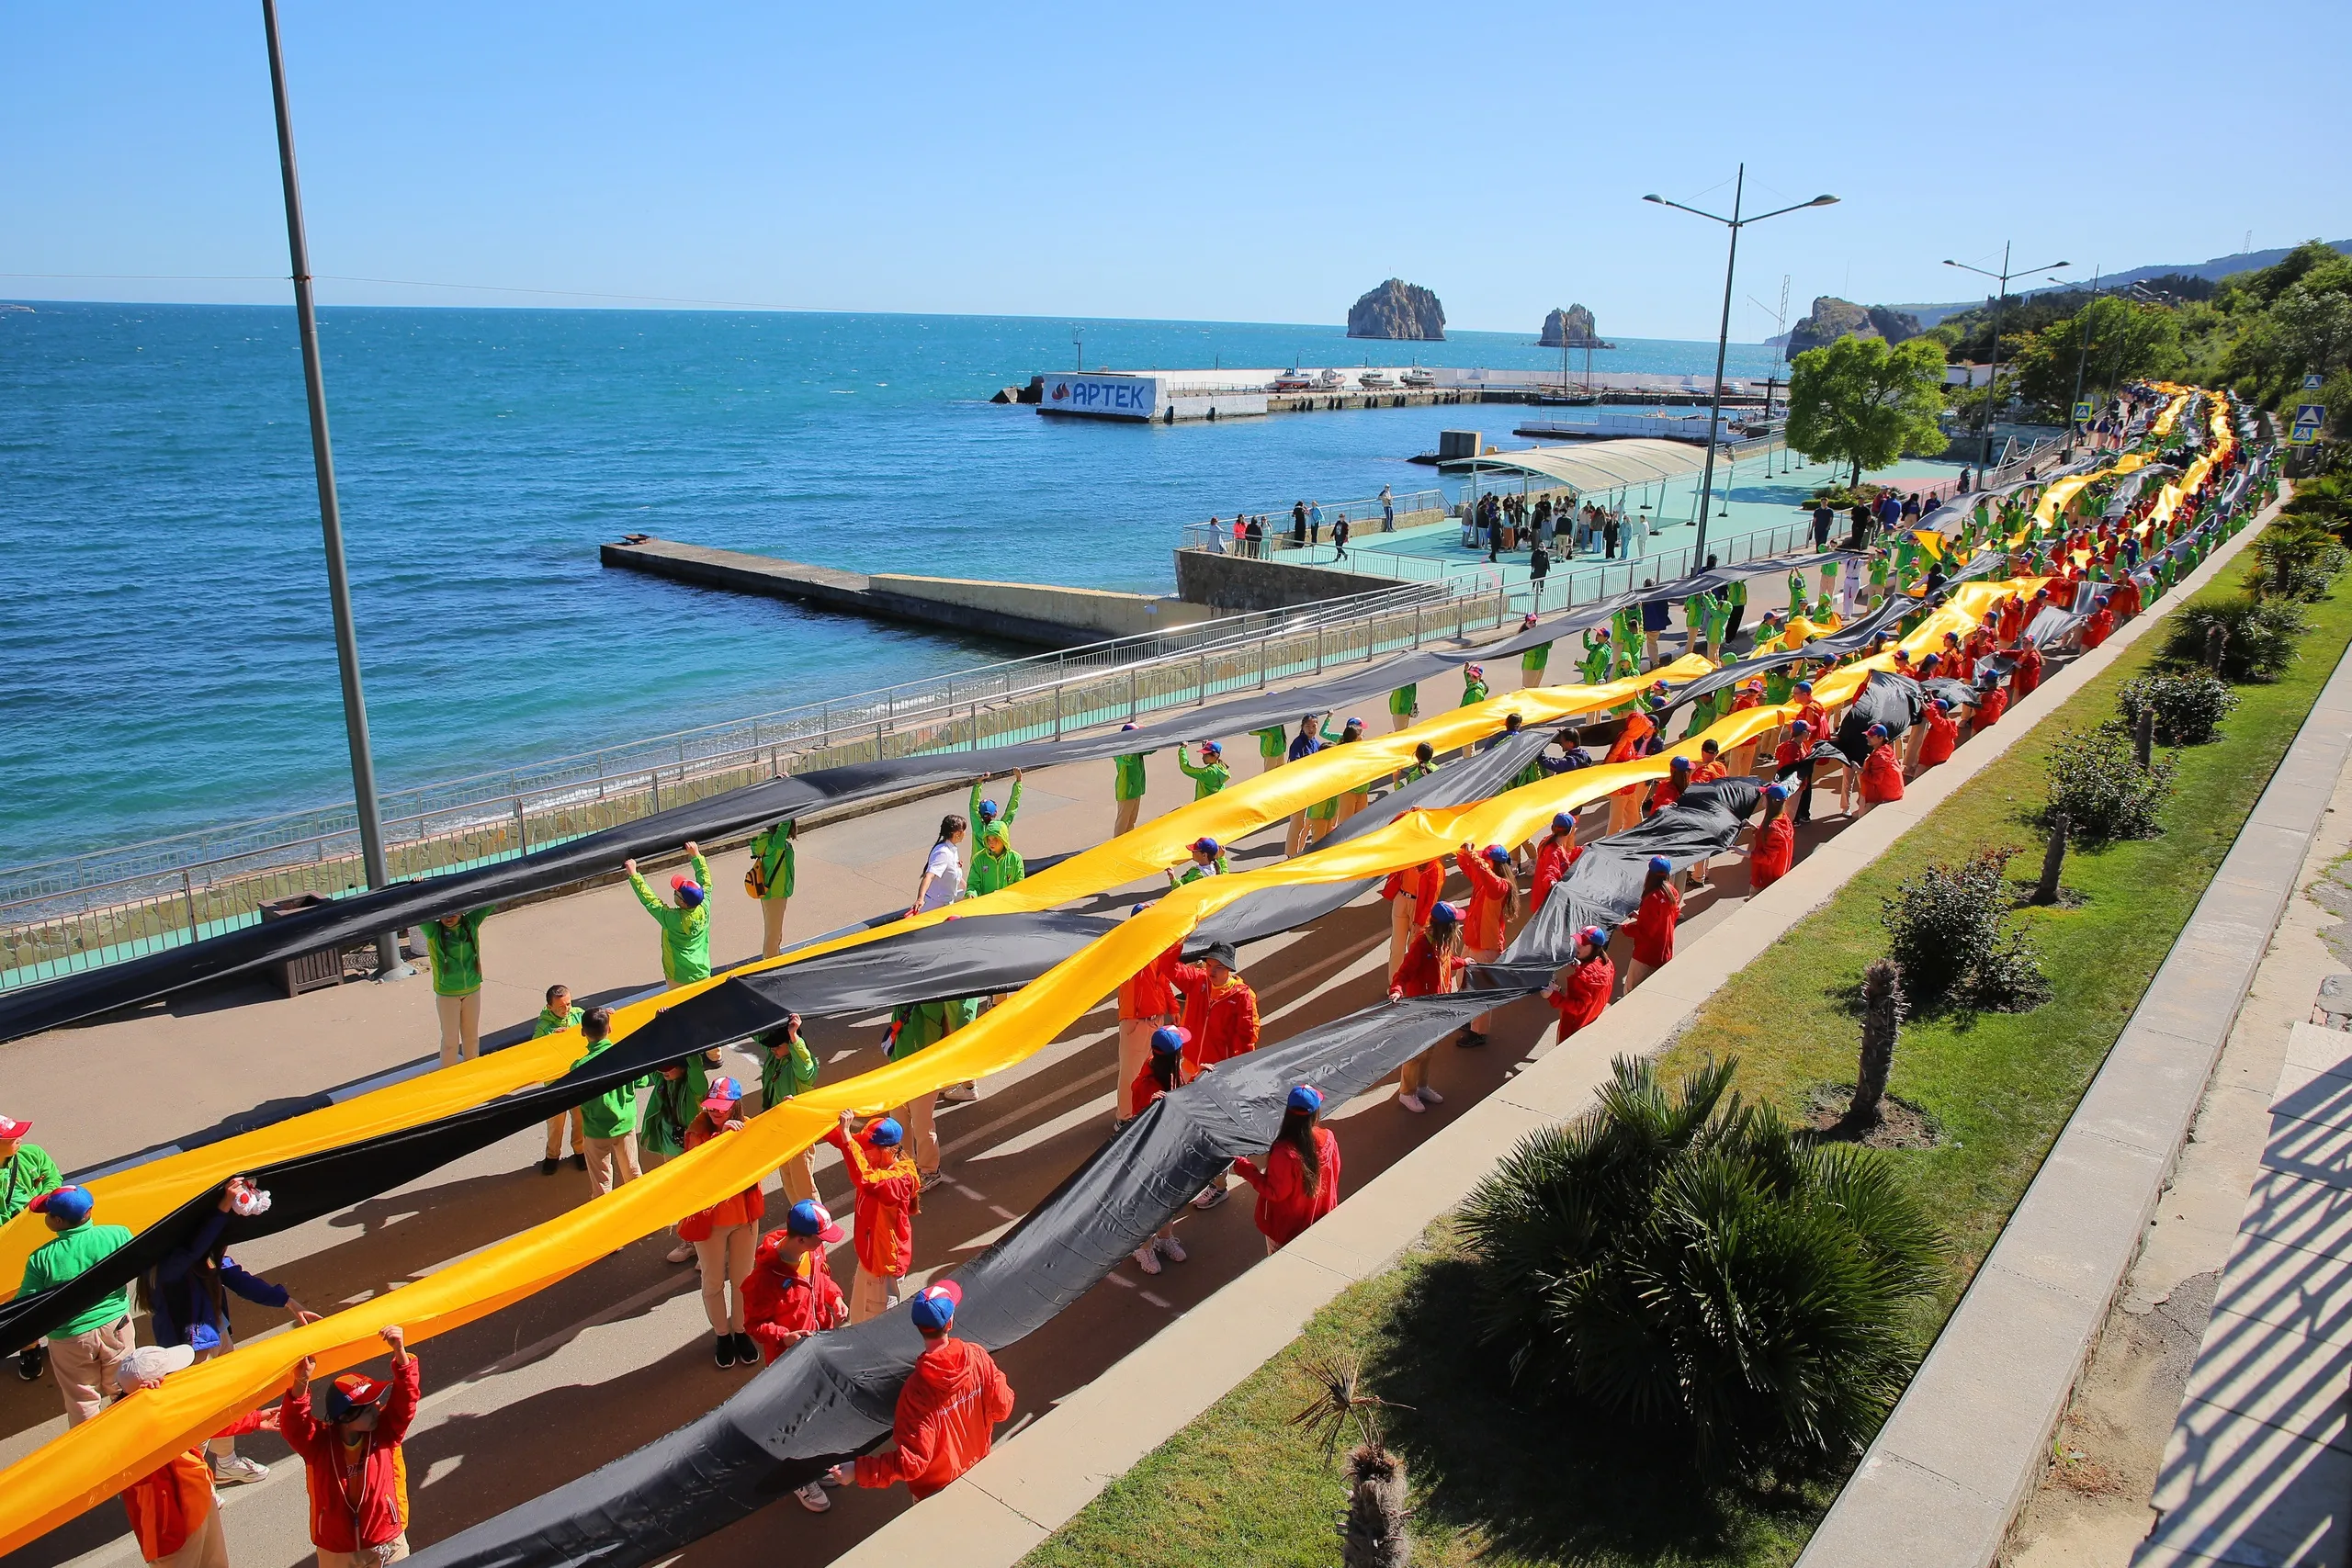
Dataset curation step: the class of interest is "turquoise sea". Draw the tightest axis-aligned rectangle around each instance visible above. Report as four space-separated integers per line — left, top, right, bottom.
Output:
0 303 1783 863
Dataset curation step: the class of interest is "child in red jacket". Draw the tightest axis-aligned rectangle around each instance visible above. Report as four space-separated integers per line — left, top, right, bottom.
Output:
114 1341 277 1568
744 1201 851 1511
834 1280 1013 1500
282 1326 420 1568
1623 857 1682 991
1388 900 1465 1113
1115 917 1183 1121
1453 843 1520 1048
1234 1085 1342 1252
1127 1027 1196 1275
1543 926 1616 1043
1913 699 1960 774
1382 857 1446 980
1529 813 1582 915
1748 783 1796 892
1857 724 1905 814
828 1111 921 1325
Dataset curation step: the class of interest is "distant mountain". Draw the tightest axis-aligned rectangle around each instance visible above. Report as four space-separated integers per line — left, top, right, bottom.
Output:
1886 239 2352 325
1783 296 1924 355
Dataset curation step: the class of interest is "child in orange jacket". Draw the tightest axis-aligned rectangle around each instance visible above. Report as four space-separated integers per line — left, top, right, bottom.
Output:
1234 1085 1342 1252
1453 843 1520 1048
837 1281 1014 1499
1747 783 1796 892
1543 926 1616 1043
1857 724 1905 813
828 1111 921 1325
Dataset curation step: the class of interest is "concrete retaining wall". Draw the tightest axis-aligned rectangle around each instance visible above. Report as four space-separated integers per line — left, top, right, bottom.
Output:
1173 548 1411 612
867 575 1214 642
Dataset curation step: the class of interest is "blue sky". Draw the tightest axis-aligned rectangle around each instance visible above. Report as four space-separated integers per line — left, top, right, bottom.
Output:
7 1 2346 339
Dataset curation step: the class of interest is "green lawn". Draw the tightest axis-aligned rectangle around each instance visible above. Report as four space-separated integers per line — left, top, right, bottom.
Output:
1025 536 2352 1568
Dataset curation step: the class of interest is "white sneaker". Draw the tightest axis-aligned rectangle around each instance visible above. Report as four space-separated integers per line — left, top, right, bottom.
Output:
795 1481 832 1513
1421 1086 1445 1105
1397 1091 1427 1113
1158 1235 1188 1264
209 1454 268 1485
1132 1243 1162 1275
1191 1184 1229 1211
941 1080 979 1103
666 1242 694 1264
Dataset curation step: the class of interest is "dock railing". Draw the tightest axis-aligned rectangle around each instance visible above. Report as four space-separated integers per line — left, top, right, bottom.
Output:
0 572 1510 993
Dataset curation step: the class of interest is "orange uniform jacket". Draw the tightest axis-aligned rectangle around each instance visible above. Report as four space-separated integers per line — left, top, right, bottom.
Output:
1390 931 1457 998
679 1117 764 1240
1974 685 2009 728
122 1409 270 1562
1748 817 1795 891
279 1354 422 1555
854 1336 1016 1498
1453 848 1512 952
1117 942 1182 1020
1167 964 1261 1068
1546 955 1615 1037
743 1232 848 1363
1380 860 1445 924
1530 837 1582 913
828 1124 921 1277
1234 1128 1342 1247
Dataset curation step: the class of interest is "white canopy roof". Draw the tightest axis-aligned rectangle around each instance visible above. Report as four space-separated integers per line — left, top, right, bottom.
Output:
1451 437 1712 492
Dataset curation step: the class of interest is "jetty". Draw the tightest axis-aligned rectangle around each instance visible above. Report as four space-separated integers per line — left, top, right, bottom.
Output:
600 536 1214 648
1001 365 1786 423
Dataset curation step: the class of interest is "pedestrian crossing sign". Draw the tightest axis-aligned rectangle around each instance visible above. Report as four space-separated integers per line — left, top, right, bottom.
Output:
2294 403 2326 444
2306 373 2326 391
2072 400 2094 423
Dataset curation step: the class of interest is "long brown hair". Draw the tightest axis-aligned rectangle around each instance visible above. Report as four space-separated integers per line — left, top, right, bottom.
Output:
1277 1105 1323 1188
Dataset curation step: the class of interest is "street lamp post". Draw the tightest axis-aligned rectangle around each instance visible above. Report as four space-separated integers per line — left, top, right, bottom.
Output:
1645 169 1838 564
1943 245 2068 479
262 0 410 981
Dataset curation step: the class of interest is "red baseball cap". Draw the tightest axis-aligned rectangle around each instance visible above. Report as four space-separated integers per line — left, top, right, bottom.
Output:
0 1115 30 1141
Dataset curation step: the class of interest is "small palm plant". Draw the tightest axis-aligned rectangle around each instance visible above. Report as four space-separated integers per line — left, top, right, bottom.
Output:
1460 1055 1944 1480
1293 1348 1411 1567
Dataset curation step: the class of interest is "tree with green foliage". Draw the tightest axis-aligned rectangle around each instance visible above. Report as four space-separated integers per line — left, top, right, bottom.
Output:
2012 296 2185 416
1784 333 1951 485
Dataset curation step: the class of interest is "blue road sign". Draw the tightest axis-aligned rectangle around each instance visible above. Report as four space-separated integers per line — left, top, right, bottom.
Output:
2306 373 2327 391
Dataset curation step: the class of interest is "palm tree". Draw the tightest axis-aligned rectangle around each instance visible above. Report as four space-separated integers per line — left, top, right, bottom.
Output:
1293 1348 1411 1567
1847 958 1904 1127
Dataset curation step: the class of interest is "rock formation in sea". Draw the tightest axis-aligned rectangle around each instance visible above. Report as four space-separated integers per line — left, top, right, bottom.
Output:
1785 296 1926 356
1348 280 1446 341
1538 304 1600 346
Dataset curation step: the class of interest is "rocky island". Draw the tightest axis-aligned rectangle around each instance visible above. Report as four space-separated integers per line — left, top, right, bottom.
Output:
1538 304 1612 347
1784 295 1924 356
1347 279 1446 340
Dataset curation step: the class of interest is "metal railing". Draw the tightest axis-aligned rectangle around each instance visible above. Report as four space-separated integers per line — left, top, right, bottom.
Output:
0 573 1510 992
1178 489 1450 555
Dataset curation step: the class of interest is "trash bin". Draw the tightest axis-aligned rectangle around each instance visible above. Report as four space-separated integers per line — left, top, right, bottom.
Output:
257 893 345 998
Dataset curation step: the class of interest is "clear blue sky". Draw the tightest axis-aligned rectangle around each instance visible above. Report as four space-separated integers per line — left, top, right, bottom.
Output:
8 1 2345 339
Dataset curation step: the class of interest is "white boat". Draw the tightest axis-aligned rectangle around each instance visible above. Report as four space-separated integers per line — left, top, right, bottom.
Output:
1399 366 1435 389
1272 367 1316 392
1316 368 1345 389
1359 369 1396 389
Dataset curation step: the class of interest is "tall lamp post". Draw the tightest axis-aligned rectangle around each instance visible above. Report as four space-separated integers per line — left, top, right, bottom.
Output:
1645 169 1838 565
1943 245 2068 479
263 0 410 981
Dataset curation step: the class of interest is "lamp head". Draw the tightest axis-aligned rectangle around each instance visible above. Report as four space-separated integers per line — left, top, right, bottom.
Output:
1643 194 1665 204
1808 195 1838 207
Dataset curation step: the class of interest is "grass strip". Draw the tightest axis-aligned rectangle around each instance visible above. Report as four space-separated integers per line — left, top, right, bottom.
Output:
1023 540 2352 1568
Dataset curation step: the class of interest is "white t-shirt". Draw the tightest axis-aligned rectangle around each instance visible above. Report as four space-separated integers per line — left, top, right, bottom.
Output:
919 842 964 910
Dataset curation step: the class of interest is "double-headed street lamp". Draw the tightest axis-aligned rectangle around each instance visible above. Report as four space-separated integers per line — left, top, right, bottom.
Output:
1645 168 1838 564
1944 245 2068 476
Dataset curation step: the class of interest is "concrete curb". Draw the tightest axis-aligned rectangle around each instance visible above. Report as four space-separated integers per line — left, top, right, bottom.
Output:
1799 503 2351 1568
839 500 2291 1568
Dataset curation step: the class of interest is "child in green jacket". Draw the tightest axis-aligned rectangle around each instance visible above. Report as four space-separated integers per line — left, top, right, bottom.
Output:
625 844 711 987
1177 741 1230 799
569 1008 647 1197
535 985 586 1175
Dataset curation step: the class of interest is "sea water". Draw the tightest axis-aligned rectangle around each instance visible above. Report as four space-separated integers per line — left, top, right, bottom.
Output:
0 302 1783 862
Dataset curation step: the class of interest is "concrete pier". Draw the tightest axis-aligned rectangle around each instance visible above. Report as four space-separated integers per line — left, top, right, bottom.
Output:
599 536 1213 648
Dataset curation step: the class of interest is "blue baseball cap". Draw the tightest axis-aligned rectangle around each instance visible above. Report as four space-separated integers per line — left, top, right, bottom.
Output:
1867 723 1889 738
1286 1084 1324 1114
1670 754 1692 772
1483 843 1512 864
29 1185 93 1225
785 1199 845 1242
865 1117 904 1148
1427 899 1460 927
1150 1025 1189 1055
1647 855 1672 873
1552 812 1574 833
1193 837 1220 857
1580 925 1610 950
910 1280 961 1334
1765 782 1790 800
978 798 1000 819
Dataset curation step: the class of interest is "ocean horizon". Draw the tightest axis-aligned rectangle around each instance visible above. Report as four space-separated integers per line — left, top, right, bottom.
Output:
1 300 1784 864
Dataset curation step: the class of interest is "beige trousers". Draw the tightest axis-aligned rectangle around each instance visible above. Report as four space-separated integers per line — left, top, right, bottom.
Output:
1388 710 1413 732
158 1506 230 1568
897 1090 940 1177
1468 946 1502 1032
1117 1015 1166 1118
435 989 482 1066
1114 795 1142 836
543 1107 585 1159
317 1535 410 1568
777 1145 817 1205
50 1315 133 1426
694 1224 755 1334
850 1265 901 1325
761 896 790 959
1387 897 1414 979
583 1133 639 1196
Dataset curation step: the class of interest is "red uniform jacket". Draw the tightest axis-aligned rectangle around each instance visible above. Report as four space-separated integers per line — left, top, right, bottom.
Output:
1117 942 1183 1021
1974 685 2009 728
1792 699 1830 739
1605 709 1656 763
854 1336 1016 1498
1379 860 1445 922
1651 773 1689 811
828 1124 921 1277
1128 1055 1195 1114
2083 607 2114 649
679 1116 764 1241
1626 886 1681 967
1545 955 1615 1038
1773 738 1815 772
1390 932 1457 998
1453 848 1512 953
1234 1128 1342 1247
1748 817 1795 892
1168 964 1261 1068
280 1354 422 1554
1860 745 1905 803
2113 579 2143 618
1917 708 1959 768
743 1232 848 1362
1531 837 1582 913
2012 644 2043 695
122 1409 270 1562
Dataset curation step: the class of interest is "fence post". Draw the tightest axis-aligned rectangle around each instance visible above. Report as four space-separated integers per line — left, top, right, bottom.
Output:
1414 604 1423 647
1197 651 1208 705
182 868 200 942
650 770 660 814
1054 684 1065 739
512 795 527 855
1129 666 1139 720
1260 638 1270 689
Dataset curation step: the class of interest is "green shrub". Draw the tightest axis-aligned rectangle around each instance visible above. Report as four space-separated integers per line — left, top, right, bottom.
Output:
1880 851 2050 1009
1460 1056 1942 1481
2251 521 2348 601
2161 599 2312 682
2116 671 2238 745
2044 726 2176 844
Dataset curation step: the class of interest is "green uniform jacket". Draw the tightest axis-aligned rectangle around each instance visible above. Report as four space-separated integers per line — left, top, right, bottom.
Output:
0 1145 62 1225
570 1038 649 1140
424 907 493 998
1254 726 1287 761
1460 679 1489 706
889 999 974 1060
628 851 711 984
758 1034 820 1108
533 1004 583 1039
967 779 1022 846
1114 753 1149 802
1399 761 1438 785
1521 642 1553 674
1386 683 1417 716
1172 852 1230 883
750 821 797 900
1763 669 1794 705
1177 753 1230 799
1725 578 1747 609
1577 638 1612 683
638 1056 713 1158
19 1222 135 1337
967 843 1026 898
